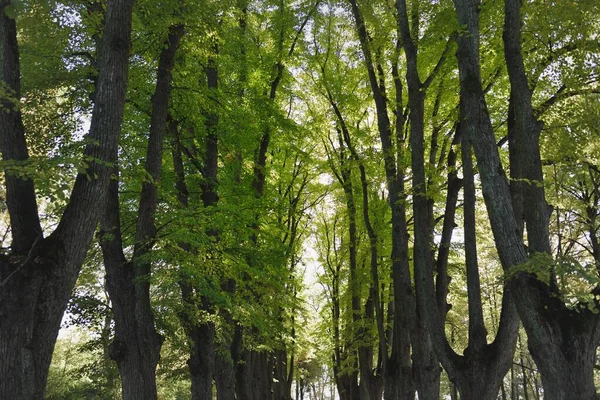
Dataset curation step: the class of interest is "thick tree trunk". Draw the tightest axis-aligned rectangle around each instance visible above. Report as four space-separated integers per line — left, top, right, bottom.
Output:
0 0 133 398
215 350 237 400
384 184 415 400
237 349 273 400
502 3 600 397
450 135 519 400
214 285 240 400
532 342 596 400
102 179 164 400
188 322 216 399
452 0 600 399
455 369 509 400
411 333 440 400
358 299 381 400
100 23 183 400
348 2 417 399
335 371 360 400
515 289 599 400
0 254 51 400
272 349 293 400
107 293 162 399
394 2 519 399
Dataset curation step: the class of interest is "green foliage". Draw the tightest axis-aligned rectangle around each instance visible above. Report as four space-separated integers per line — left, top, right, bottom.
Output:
46 329 119 400
14 0 596 397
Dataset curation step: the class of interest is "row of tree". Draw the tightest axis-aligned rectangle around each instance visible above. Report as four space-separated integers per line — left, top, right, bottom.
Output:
0 0 599 399
308 0 600 399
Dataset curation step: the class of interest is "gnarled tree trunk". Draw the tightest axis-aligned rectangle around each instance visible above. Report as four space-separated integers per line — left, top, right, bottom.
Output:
452 0 600 398
0 0 133 398
100 23 184 400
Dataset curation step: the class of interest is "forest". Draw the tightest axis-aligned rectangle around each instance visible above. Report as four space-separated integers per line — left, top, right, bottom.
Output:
0 0 599 399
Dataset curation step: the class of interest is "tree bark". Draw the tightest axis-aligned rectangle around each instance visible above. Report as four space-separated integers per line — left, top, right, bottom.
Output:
394 1 445 398
272 349 293 400
393 1 520 398
100 23 183 400
187 308 216 400
0 1 133 398
453 0 600 398
237 349 273 400
347 2 416 399
215 350 237 400
449 133 519 400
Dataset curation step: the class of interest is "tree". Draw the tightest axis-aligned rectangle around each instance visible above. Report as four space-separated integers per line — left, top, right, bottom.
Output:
99 17 184 399
0 0 134 398
453 0 600 397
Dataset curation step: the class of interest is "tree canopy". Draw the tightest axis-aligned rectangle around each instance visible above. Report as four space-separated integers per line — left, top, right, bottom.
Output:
1 0 599 399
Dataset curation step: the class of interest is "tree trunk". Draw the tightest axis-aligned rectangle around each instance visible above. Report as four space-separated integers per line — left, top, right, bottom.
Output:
0 0 133 398
519 299 598 400
272 349 293 400
394 1 443 398
188 321 216 399
456 372 509 400
452 0 600 398
100 23 183 400
214 288 240 400
102 179 164 400
411 333 440 400
237 349 273 400
215 350 237 400
347 2 417 399
335 372 360 400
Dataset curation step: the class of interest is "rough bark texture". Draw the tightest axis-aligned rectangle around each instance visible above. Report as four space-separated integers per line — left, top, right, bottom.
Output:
237 349 273 400
503 0 600 392
444 137 519 400
393 1 520 398
453 0 600 398
348 2 417 399
0 1 133 398
0 0 41 254
100 23 183 400
102 183 163 400
394 1 444 398
215 349 237 400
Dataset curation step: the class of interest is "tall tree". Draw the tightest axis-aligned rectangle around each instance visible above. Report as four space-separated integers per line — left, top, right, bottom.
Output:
0 0 134 398
99 21 184 400
346 1 417 398
391 1 522 396
236 2 317 399
453 0 600 397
